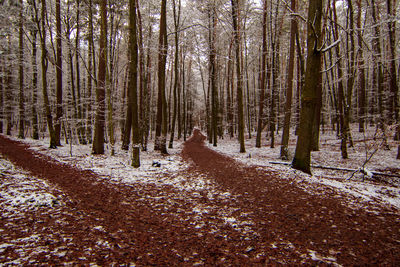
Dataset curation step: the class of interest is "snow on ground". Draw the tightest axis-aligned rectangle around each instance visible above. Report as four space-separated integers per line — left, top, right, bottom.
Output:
207 126 400 211
0 156 63 216
13 137 259 238
7 124 400 214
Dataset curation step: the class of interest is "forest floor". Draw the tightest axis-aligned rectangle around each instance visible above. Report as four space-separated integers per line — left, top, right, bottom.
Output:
0 128 400 265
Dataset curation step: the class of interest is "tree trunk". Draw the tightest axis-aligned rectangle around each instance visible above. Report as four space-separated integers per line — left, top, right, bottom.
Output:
92 0 107 154
75 0 86 145
86 0 95 144
231 0 246 153
129 0 140 167
209 2 218 147
371 0 389 149
18 0 25 139
256 0 268 148
357 0 366 133
386 0 399 142
39 0 57 148
6 36 12 136
55 0 63 145
154 0 168 154
292 0 323 174
169 0 181 149
31 29 39 140
280 0 296 159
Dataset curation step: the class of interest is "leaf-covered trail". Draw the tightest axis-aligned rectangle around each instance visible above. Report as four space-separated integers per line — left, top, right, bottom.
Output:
0 132 399 265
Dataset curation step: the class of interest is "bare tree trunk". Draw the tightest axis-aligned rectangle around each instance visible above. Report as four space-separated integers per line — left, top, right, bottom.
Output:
386 0 399 142
38 0 57 148
256 0 267 148
208 2 218 147
357 0 366 133
129 0 140 167
6 36 12 136
75 0 86 145
154 0 168 154
0 58 3 134
231 0 246 153
280 0 296 159
18 0 25 139
292 0 323 174
31 28 39 140
86 0 95 143
169 0 181 149
55 0 63 145
92 0 107 154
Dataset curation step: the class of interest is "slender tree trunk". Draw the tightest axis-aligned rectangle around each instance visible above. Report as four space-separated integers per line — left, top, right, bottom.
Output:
154 0 168 154
231 0 246 153
256 1 267 148
55 0 63 145
31 29 39 140
357 0 366 133
39 0 57 148
129 0 140 167
75 0 86 145
280 0 296 159
169 0 181 149
92 0 107 154
386 0 399 142
371 0 389 149
292 0 324 174
6 36 12 136
86 0 95 143
208 3 218 147
18 0 24 139
0 59 3 134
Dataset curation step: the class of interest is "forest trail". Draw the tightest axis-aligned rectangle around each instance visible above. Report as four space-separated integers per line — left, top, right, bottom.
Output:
1 133 400 265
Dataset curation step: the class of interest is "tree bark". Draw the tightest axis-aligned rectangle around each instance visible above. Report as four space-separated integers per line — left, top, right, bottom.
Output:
92 0 107 155
292 0 324 174
169 0 181 149
18 0 25 139
39 0 57 148
55 0 63 145
256 0 268 148
357 0 366 133
231 0 246 153
280 0 297 159
154 0 168 154
31 28 39 140
129 0 140 167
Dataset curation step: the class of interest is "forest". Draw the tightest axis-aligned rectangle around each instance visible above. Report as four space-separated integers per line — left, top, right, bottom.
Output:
0 0 399 172
1 0 400 265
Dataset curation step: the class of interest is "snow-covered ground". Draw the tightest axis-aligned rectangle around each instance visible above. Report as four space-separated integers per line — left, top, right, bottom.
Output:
6 125 400 212
207 126 400 211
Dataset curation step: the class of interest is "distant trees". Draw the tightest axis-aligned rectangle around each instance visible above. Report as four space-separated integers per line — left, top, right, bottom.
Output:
0 0 398 165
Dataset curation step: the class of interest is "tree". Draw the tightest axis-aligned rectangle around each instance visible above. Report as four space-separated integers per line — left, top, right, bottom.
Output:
292 0 324 174
154 0 168 155
255 0 268 148
129 0 140 167
231 0 245 153
18 0 24 139
55 0 62 146
280 0 297 159
30 25 39 140
34 0 57 148
169 0 182 149
208 1 218 147
92 0 107 155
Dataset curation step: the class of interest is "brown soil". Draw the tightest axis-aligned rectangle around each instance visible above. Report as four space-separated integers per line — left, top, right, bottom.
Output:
1 131 400 265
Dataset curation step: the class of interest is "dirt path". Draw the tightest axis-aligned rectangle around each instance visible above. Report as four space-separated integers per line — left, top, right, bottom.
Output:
1 132 400 265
